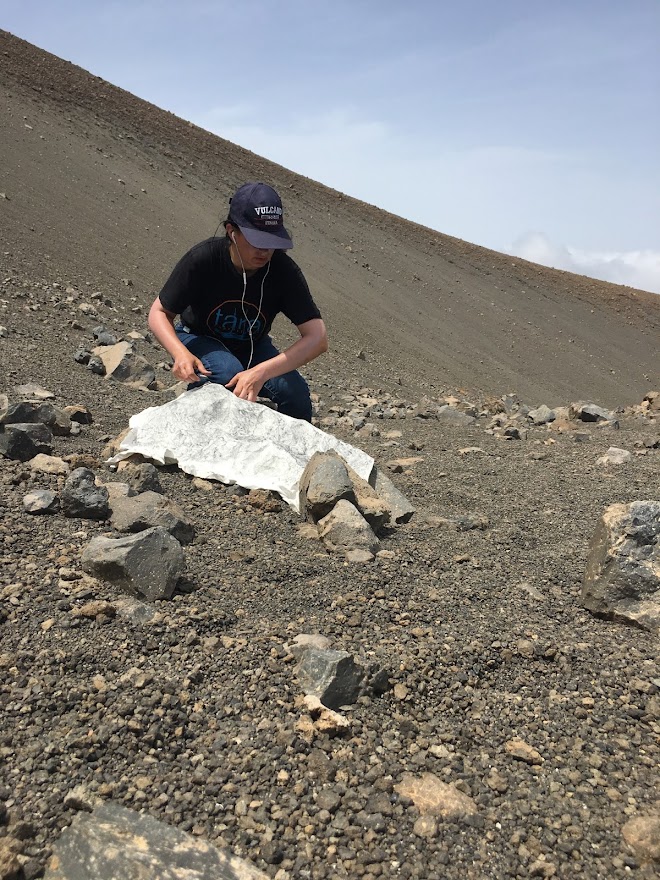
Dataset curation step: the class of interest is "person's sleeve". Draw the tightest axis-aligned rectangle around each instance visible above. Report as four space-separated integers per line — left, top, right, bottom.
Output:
158 244 209 315
279 257 322 326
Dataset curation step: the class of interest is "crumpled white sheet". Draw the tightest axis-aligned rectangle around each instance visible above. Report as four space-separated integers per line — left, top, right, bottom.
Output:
108 383 374 512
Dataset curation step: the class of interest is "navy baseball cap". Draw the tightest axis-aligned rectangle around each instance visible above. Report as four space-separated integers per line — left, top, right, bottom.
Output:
228 182 293 250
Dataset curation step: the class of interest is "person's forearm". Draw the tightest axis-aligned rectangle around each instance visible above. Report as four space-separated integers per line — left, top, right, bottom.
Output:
148 302 190 361
148 300 211 383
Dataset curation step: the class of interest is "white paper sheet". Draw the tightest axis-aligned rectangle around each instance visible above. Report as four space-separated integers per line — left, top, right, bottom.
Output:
108 383 374 512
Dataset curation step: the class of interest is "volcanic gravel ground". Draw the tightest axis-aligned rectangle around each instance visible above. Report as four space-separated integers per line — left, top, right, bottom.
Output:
1 270 659 879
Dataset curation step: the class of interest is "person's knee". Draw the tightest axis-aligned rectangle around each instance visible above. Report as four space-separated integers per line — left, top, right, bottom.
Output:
191 348 242 386
281 394 312 421
265 372 312 421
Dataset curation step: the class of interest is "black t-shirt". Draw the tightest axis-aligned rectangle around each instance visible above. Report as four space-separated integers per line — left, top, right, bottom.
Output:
158 237 321 356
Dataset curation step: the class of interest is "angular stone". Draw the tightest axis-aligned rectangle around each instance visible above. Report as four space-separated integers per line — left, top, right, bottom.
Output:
385 456 424 472
435 405 476 426
92 325 118 346
61 468 110 520
116 460 163 493
299 451 354 521
369 467 415 524
528 405 556 425
43 802 269 879
395 773 479 822
103 482 134 503
110 491 194 544
621 811 660 863
13 383 55 400
63 405 93 425
0 400 71 435
29 453 70 475
504 738 544 765
92 341 155 388
582 501 660 633
571 402 614 422
81 527 184 601
23 489 60 514
643 390 660 412
295 695 351 742
0 837 22 880
0 422 52 460
596 446 631 466
62 784 100 813
296 647 365 709
317 499 379 554
87 355 105 375
344 463 390 531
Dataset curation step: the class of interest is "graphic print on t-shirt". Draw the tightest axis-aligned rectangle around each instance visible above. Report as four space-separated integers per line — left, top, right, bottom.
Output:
207 299 266 345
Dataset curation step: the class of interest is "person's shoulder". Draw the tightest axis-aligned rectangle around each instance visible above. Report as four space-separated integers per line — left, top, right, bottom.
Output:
272 249 305 276
186 236 227 259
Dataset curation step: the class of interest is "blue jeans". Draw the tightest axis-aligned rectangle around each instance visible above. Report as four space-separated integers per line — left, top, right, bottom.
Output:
175 326 313 422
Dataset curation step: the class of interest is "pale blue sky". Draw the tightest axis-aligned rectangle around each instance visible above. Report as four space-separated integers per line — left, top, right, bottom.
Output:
3 0 659 291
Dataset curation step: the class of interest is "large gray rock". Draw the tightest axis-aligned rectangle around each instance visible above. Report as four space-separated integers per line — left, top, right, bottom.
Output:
435 405 476 426
299 451 354 520
92 341 156 389
582 501 660 633
300 451 390 532
0 422 53 461
44 802 268 879
110 491 194 544
317 499 379 555
344 463 390 531
369 467 415 524
0 400 71 435
571 402 615 423
81 527 184 601
23 489 60 514
528 404 556 425
116 460 163 493
296 647 365 710
61 468 110 520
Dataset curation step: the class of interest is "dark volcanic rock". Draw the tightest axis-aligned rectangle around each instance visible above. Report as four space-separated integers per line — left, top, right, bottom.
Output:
81 526 184 600
44 802 268 879
0 422 52 460
61 467 110 519
582 500 660 632
296 647 365 709
109 490 194 543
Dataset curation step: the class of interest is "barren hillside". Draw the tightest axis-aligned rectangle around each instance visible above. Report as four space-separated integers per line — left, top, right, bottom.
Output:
1 29 658 409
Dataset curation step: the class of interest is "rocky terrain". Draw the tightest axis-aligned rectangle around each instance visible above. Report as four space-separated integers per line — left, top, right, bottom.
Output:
1 28 659 880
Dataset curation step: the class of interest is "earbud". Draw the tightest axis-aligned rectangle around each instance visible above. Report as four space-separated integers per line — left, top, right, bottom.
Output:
231 233 237 243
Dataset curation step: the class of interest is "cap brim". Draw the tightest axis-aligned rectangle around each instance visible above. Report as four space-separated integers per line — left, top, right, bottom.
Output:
239 224 293 250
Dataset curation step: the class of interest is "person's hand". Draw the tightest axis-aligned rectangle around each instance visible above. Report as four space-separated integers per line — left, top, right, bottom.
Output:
225 365 266 402
171 352 211 384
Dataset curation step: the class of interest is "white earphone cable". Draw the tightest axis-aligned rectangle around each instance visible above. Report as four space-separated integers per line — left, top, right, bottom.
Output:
233 235 270 370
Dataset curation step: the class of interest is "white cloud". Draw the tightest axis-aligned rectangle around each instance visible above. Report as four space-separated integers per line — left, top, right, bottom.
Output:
510 232 660 295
